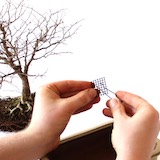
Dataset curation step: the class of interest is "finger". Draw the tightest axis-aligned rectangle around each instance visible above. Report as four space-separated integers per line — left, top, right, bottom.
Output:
105 100 136 117
103 108 113 118
63 88 98 114
74 104 93 114
61 87 100 98
74 96 100 114
46 80 93 95
121 101 137 116
116 91 150 110
107 98 127 120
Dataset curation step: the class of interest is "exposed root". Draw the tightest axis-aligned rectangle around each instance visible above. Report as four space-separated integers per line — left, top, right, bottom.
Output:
0 95 34 132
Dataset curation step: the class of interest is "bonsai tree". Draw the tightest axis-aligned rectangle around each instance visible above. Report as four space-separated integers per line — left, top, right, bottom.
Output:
0 0 80 131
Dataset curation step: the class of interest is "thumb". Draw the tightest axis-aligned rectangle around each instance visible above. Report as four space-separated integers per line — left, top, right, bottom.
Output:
108 98 126 120
64 88 98 114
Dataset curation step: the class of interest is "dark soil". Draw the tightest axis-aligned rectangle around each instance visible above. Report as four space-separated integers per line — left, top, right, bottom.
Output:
0 94 35 132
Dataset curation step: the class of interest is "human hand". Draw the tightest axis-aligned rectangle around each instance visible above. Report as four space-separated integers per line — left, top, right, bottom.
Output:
27 80 100 153
103 91 160 160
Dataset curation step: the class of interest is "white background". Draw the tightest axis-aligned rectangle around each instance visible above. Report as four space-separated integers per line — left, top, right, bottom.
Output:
0 0 160 138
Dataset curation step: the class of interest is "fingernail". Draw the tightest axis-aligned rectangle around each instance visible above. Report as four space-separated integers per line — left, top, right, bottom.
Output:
91 82 95 88
109 98 118 107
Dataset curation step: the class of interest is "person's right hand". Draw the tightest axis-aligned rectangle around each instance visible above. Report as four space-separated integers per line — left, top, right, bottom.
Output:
103 91 160 160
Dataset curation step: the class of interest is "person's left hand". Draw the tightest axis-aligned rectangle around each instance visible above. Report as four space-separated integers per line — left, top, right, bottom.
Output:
27 80 100 152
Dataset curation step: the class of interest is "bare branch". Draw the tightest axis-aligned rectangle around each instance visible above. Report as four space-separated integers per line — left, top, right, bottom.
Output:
0 0 80 101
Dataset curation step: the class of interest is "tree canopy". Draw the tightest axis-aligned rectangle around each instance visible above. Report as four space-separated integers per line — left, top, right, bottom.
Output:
0 0 80 131
0 0 80 102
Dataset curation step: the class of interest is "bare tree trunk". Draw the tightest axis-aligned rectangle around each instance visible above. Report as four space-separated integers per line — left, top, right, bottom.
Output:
19 75 32 103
